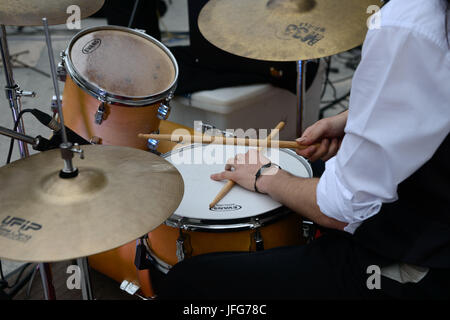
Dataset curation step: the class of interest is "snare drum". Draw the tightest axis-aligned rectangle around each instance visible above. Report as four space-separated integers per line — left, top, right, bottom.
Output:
146 144 312 273
61 25 178 150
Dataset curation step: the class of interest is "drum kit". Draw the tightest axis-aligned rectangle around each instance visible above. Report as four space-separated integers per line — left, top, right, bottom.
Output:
0 0 379 299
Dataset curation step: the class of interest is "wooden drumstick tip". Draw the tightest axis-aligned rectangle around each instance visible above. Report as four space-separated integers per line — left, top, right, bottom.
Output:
209 180 235 209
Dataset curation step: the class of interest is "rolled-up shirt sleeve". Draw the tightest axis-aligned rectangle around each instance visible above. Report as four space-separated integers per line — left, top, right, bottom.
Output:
316 24 450 234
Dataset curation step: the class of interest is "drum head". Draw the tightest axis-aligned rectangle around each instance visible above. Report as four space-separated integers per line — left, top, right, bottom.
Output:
164 144 312 223
68 27 177 99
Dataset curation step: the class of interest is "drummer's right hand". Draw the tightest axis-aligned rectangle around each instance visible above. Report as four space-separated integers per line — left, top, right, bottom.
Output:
210 150 272 192
296 110 348 162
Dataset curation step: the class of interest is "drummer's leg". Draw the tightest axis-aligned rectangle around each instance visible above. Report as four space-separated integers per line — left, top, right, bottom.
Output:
157 231 388 299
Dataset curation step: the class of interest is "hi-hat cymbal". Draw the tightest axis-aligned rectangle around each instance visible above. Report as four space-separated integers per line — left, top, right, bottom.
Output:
0 145 183 262
0 0 105 26
198 0 381 61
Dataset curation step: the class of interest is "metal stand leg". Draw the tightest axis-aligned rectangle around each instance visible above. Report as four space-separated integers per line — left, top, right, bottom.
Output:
0 25 30 158
296 60 307 137
38 263 56 300
77 258 94 300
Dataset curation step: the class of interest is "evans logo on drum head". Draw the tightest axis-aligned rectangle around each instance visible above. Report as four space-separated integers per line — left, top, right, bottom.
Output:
82 39 101 54
209 204 242 212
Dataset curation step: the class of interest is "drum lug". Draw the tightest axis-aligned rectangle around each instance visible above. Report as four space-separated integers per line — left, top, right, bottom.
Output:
176 236 185 262
57 51 67 82
302 220 317 243
57 62 66 82
157 102 171 120
147 129 160 152
176 231 192 262
95 102 107 125
253 229 264 251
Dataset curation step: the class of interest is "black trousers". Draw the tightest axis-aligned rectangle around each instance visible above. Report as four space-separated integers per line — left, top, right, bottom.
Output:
158 231 450 300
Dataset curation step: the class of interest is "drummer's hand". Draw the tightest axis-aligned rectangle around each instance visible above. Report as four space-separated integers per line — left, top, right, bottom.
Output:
296 110 348 162
210 150 273 192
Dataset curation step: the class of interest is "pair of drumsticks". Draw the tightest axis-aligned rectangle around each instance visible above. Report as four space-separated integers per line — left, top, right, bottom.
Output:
138 122 318 208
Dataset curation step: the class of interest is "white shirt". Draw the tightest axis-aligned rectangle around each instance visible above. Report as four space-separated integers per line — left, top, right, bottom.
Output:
316 0 450 234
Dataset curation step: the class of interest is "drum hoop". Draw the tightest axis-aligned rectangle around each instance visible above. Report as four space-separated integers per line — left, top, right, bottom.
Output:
162 144 313 232
63 25 179 107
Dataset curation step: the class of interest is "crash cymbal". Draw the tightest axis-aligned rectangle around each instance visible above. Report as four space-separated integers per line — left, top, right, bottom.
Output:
198 0 381 61
0 0 105 26
0 145 183 262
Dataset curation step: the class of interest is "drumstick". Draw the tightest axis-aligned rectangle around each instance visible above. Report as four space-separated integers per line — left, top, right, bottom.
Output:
209 121 285 209
137 133 319 150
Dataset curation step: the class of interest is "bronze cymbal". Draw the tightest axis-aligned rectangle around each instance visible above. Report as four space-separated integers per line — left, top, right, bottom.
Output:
0 145 184 262
198 0 381 61
0 0 105 26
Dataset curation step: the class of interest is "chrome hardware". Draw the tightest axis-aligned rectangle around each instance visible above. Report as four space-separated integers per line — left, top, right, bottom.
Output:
302 220 316 243
57 52 67 82
57 61 67 82
198 121 234 137
134 28 147 34
16 89 36 98
157 103 171 120
51 95 63 114
175 230 192 263
5 86 36 99
120 280 140 295
119 280 152 300
95 102 106 125
253 229 264 251
71 143 84 159
147 129 160 151
59 142 84 176
176 235 185 262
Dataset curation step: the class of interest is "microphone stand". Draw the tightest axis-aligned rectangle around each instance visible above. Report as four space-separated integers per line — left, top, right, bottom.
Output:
0 25 35 158
0 125 51 151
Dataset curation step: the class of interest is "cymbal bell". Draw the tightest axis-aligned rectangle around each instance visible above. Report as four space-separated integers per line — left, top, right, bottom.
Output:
0 0 105 26
198 0 381 61
0 145 183 262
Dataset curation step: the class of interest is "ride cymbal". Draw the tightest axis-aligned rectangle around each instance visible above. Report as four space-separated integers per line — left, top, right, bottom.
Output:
198 0 381 61
0 145 183 262
0 0 105 26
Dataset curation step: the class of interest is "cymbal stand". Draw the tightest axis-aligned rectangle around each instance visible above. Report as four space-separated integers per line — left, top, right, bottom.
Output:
42 18 83 178
77 258 94 300
296 60 306 137
39 263 56 300
0 25 35 158
42 18 92 300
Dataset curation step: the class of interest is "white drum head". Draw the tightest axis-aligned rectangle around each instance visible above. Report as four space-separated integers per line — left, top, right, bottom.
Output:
67 27 177 99
163 144 312 223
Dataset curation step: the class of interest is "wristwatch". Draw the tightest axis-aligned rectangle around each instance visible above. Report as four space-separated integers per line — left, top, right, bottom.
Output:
254 162 281 194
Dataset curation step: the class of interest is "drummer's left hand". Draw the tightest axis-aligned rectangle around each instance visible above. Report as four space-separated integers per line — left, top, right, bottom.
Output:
210 149 275 192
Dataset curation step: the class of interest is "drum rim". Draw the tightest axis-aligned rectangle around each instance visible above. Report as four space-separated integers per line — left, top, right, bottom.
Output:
162 143 313 231
63 25 179 107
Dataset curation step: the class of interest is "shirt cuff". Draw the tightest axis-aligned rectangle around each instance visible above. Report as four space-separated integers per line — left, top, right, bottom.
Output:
316 157 383 234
